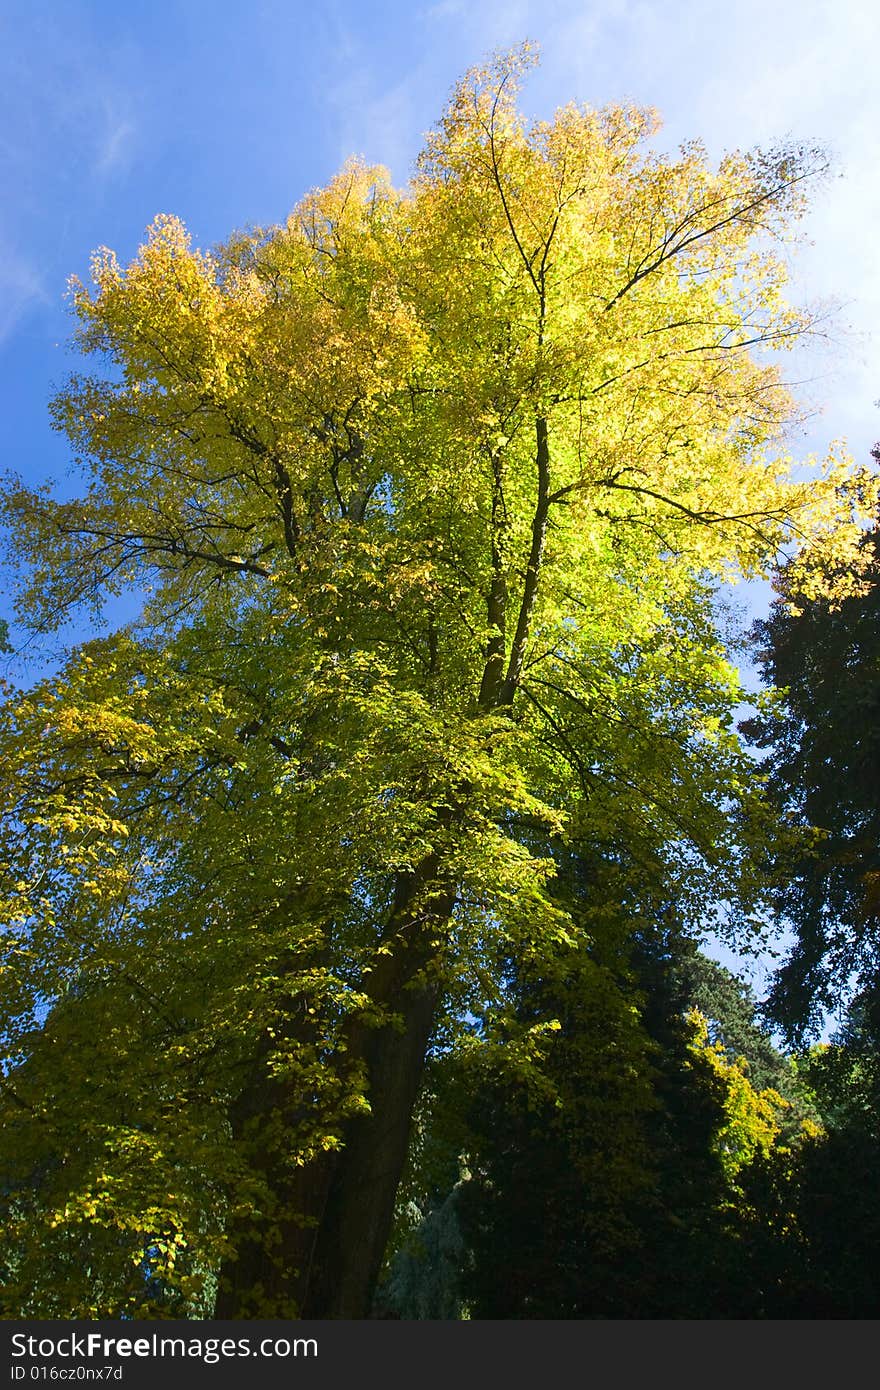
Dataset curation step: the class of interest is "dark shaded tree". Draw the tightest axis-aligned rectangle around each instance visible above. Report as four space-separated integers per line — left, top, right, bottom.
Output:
379 853 806 1319
744 512 880 1042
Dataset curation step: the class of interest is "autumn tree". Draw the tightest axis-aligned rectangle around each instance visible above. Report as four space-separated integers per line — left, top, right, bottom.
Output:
0 48 874 1317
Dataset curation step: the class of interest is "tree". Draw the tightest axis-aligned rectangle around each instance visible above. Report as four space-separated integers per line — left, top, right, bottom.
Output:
675 944 818 1136
0 48 873 1318
745 502 880 1041
725 998 880 1317
378 889 812 1320
731 487 880 1315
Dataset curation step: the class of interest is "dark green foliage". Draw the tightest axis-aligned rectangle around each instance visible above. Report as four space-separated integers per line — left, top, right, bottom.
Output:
674 944 819 1139
744 524 880 1042
455 953 661 1318
728 994 880 1318
381 920 786 1318
379 848 866 1323
377 1187 467 1321
729 513 880 1313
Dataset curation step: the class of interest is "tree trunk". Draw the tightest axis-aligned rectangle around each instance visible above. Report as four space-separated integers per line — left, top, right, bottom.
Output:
300 966 443 1317
215 862 453 1319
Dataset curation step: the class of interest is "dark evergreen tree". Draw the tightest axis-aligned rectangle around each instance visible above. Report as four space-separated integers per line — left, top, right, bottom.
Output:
744 512 880 1042
731 478 880 1315
379 854 804 1318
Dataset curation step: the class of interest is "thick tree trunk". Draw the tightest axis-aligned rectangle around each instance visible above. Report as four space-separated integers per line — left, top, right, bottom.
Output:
215 862 453 1319
300 966 443 1317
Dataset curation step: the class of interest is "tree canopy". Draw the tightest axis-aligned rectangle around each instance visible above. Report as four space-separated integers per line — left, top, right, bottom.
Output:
0 48 875 1318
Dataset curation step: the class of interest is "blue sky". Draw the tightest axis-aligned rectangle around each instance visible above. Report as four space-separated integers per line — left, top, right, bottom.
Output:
0 0 876 1008
2 0 878 505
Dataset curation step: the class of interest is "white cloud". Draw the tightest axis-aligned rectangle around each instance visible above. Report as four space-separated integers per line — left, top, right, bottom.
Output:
0 9 140 350
424 0 467 18
320 0 537 181
94 117 136 177
0 246 48 345
0 10 140 191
